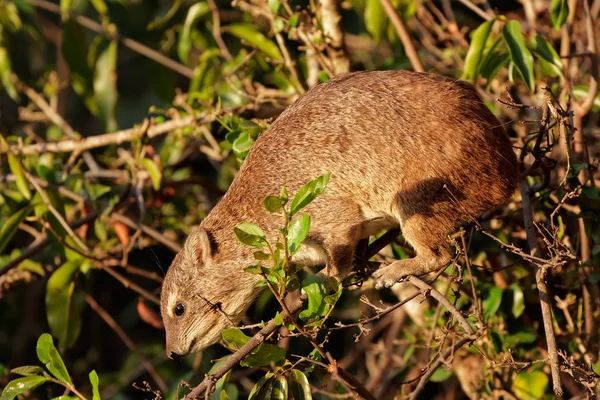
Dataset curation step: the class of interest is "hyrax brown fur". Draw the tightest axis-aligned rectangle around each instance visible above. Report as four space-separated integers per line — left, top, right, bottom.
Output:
160 70 518 358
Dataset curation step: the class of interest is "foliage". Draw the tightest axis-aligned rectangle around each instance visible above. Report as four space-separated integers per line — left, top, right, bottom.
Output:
0 334 99 400
0 0 599 399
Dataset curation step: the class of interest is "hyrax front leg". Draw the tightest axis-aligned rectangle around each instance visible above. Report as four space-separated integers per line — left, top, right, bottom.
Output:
372 215 452 289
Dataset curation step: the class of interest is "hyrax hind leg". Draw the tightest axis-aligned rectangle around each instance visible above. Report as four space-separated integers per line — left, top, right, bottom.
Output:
372 213 453 289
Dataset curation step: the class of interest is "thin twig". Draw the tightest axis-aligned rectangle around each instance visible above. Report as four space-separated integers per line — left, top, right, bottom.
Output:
379 0 425 72
519 180 563 396
406 275 474 335
85 293 168 393
5 113 216 156
0 213 97 276
25 0 195 78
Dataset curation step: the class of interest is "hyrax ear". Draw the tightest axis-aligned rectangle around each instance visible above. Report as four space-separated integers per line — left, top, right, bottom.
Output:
183 226 217 267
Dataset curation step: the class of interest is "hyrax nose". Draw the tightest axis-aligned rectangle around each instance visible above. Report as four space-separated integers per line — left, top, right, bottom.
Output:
168 351 183 360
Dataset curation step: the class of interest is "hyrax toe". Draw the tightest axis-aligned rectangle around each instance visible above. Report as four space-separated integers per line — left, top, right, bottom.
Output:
372 265 406 289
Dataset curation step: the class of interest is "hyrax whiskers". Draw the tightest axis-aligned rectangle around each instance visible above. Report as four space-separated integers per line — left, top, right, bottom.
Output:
160 70 518 358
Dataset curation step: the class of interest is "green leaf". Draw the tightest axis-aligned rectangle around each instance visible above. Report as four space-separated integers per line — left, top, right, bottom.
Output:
244 265 263 274
9 366 43 377
62 21 94 112
253 251 271 261
0 47 18 101
234 222 267 247
483 287 503 319
528 36 563 77
364 0 384 42
288 214 310 255
274 312 284 326
221 329 285 367
510 283 525 318
249 373 274 400
94 40 118 132
89 370 100 400
272 377 288 399
178 2 210 63
269 0 281 13
573 85 600 112
480 51 510 86
290 174 331 216
52 396 79 400
84 183 112 201
299 275 329 323
141 158 162 191
461 18 497 82
490 330 503 353
7 154 31 200
512 370 549 400
0 376 47 400
46 261 84 349
289 370 312 400
147 0 183 30
36 334 72 385
60 0 73 15
89 0 107 16
263 196 284 213
550 0 568 30
223 24 283 62
0 204 33 254
232 132 254 159
279 187 288 203
502 20 535 91
430 368 453 382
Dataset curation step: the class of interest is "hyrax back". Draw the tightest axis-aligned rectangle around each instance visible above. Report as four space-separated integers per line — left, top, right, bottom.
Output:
161 70 518 356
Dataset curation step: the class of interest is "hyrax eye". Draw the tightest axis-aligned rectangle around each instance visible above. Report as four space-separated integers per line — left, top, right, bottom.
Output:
174 303 185 317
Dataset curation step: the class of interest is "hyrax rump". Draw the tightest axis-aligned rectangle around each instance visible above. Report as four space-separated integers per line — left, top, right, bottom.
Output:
161 70 518 358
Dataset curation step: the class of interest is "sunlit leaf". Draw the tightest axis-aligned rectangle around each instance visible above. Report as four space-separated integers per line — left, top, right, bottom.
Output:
0 376 47 400
512 370 549 400
232 132 254 159
263 196 283 213
290 174 331 216
221 329 285 367
94 40 118 132
430 367 453 382
9 366 43 377
147 0 183 30
223 24 283 62
510 283 525 318
249 373 274 400
483 286 503 319
288 214 310 255
461 18 497 82
234 222 266 247
289 370 312 400
573 85 600 112
45 261 83 349
550 0 568 30
271 377 288 399
0 47 18 100
502 20 535 91
364 0 384 42
178 2 210 63
36 333 72 385
0 204 33 255
89 370 100 400
7 154 30 200
141 158 162 191
528 36 563 77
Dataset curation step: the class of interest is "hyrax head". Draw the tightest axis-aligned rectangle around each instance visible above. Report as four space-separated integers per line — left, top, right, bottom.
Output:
160 226 256 359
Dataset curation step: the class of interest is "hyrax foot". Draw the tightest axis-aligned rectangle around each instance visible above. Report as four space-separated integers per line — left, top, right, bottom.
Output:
372 263 410 289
